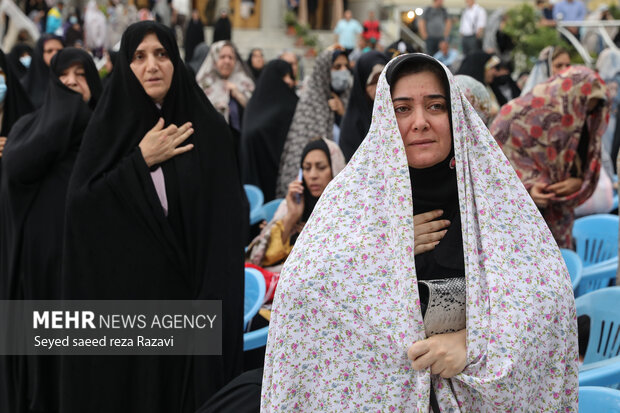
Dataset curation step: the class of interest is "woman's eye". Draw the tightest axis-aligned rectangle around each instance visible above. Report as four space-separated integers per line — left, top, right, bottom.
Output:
394 106 409 114
429 103 445 111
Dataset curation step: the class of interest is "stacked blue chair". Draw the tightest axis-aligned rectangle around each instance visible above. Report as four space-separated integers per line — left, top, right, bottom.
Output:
572 214 619 296
260 198 284 223
244 267 265 327
579 387 620 412
244 185 264 225
577 287 620 386
560 248 583 293
243 267 269 351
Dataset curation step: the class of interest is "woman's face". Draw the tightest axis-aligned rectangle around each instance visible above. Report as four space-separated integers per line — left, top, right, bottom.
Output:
130 33 174 104
392 70 452 169
216 45 236 79
302 149 333 198
331 54 349 72
43 39 64 67
551 53 570 76
59 62 91 102
251 49 264 70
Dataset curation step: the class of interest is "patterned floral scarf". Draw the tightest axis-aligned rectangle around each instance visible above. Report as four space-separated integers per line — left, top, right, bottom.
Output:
261 54 578 411
195 40 254 122
275 49 350 198
491 66 609 248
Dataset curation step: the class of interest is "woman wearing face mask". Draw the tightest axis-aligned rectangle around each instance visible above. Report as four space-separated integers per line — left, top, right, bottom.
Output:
241 59 298 202
196 40 254 133
339 50 388 161
61 22 246 412
276 46 351 198
20 34 64 109
0 50 34 159
456 51 501 121
6 43 34 80
0 47 101 413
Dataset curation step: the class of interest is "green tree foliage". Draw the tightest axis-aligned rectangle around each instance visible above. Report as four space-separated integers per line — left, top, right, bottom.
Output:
502 4 571 70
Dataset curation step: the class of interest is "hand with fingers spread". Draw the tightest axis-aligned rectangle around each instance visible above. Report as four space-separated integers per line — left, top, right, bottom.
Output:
529 182 555 208
407 329 467 379
546 177 583 197
139 118 194 167
413 209 450 255
0 137 6 158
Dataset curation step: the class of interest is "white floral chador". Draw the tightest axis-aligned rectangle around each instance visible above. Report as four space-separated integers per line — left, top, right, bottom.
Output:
261 54 578 412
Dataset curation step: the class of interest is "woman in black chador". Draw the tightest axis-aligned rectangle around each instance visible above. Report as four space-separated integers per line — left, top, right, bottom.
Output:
241 59 298 202
0 47 102 413
60 21 247 413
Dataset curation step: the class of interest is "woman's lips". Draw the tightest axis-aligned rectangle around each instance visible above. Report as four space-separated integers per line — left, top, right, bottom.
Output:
411 139 435 146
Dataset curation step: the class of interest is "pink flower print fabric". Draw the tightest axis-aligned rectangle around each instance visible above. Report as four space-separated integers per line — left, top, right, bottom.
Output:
261 54 578 412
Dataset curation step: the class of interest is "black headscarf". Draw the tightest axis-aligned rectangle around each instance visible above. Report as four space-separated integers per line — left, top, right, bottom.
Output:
386 53 464 280
300 138 332 222
0 47 101 413
339 51 388 161
241 59 297 202
187 42 209 75
456 50 494 84
213 14 231 43
6 43 33 80
0 50 33 137
60 21 246 412
184 14 205 63
20 34 64 109
246 48 263 81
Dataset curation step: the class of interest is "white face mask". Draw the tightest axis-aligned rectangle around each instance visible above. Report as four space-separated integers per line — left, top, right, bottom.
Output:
19 55 32 69
0 77 6 104
331 69 351 93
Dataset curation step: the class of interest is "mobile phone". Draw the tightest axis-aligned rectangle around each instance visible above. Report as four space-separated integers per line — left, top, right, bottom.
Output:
295 169 303 204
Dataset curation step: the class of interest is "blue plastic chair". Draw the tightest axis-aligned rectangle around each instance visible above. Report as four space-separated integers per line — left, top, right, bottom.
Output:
243 268 269 351
572 214 619 296
244 185 264 225
243 325 269 351
576 287 620 386
579 387 620 412
244 268 265 327
261 198 284 223
560 248 583 292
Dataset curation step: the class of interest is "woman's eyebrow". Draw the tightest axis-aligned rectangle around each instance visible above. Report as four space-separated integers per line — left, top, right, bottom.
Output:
392 94 447 102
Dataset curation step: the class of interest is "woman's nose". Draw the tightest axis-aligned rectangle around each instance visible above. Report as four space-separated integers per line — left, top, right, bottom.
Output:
411 108 429 131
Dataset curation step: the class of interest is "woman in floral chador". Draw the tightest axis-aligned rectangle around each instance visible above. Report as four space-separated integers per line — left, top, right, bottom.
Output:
491 66 609 248
262 54 578 411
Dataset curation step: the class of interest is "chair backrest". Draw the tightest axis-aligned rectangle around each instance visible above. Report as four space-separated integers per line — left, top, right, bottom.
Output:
261 198 284 223
576 287 620 364
244 185 264 214
579 386 620 412
572 214 619 267
560 248 582 292
244 268 266 327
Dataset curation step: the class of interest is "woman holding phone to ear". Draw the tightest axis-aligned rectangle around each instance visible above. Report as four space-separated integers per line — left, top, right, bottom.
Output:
246 138 345 269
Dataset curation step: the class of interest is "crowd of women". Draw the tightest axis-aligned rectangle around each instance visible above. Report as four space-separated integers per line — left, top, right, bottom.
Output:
0 14 618 412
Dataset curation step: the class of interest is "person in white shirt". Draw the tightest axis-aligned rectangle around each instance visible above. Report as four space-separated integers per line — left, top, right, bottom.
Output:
459 0 486 55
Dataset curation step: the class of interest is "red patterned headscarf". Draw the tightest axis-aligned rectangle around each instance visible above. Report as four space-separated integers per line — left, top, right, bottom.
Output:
491 66 609 247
